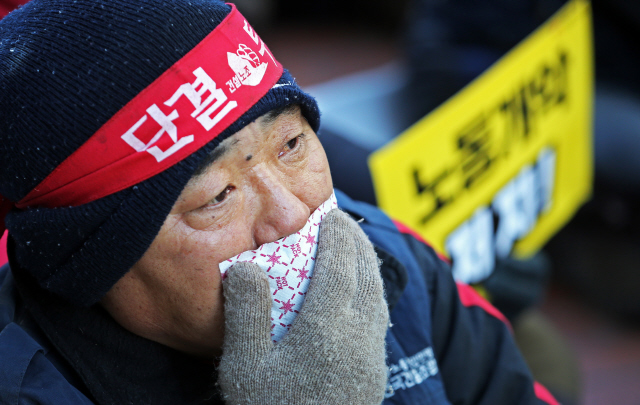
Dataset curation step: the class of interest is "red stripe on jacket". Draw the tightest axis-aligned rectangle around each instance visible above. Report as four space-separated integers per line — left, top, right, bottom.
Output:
0 230 8 267
534 381 560 405
391 220 451 264
456 282 512 331
456 282 558 405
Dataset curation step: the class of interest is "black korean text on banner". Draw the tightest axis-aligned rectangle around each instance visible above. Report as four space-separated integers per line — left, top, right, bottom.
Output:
369 0 593 282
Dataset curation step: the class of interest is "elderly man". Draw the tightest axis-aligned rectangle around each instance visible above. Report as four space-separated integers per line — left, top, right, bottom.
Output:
0 1 558 404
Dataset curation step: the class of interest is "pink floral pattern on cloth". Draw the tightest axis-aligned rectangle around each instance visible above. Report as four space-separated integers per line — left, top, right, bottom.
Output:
219 191 338 342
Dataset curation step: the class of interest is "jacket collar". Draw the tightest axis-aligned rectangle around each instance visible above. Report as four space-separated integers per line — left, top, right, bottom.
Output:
337 207 409 313
376 246 409 313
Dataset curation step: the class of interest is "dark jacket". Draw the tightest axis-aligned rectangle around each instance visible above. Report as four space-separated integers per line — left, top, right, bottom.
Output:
0 189 556 404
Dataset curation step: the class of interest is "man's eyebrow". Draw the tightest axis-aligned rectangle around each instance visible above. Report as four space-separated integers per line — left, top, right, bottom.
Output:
191 104 299 177
192 139 238 177
260 103 298 128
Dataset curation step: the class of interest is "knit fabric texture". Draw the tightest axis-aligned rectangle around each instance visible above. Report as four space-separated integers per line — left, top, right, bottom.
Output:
218 210 389 404
0 0 320 306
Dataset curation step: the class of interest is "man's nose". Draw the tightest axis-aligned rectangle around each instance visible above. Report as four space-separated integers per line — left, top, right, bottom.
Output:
251 166 310 247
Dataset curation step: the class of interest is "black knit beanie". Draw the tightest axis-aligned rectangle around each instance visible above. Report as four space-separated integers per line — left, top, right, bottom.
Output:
0 0 320 306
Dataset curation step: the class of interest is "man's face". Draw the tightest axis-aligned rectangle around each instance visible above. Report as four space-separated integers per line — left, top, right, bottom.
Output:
101 106 333 357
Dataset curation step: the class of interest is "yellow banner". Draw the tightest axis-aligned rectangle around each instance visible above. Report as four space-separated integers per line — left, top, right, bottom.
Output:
369 0 593 281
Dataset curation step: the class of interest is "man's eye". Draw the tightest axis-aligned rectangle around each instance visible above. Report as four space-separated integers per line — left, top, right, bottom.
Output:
287 137 298 150
279 134 304 157
212 186 234 204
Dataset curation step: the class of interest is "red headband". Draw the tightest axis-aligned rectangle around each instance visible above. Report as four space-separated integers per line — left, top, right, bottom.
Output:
0 4 282 234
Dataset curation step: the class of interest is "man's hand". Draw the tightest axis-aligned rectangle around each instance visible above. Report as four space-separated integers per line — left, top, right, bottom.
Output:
218 209 389 404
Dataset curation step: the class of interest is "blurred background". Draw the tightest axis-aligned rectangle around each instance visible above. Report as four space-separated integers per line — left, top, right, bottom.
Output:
2 0 640 404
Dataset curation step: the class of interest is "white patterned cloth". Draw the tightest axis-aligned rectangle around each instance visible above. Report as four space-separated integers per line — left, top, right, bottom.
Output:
219 191 338 342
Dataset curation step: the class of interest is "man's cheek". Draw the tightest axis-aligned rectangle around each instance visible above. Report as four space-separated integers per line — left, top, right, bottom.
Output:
307 145 331 174
298 157 333 201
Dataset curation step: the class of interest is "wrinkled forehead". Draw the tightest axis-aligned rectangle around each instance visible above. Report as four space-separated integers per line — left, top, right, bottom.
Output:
191 104 303 177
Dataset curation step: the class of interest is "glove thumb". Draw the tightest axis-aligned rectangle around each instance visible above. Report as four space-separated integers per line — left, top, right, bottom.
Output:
222 261 273 358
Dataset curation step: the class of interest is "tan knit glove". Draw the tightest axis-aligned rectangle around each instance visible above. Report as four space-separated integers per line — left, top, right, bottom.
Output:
218 209 389 405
